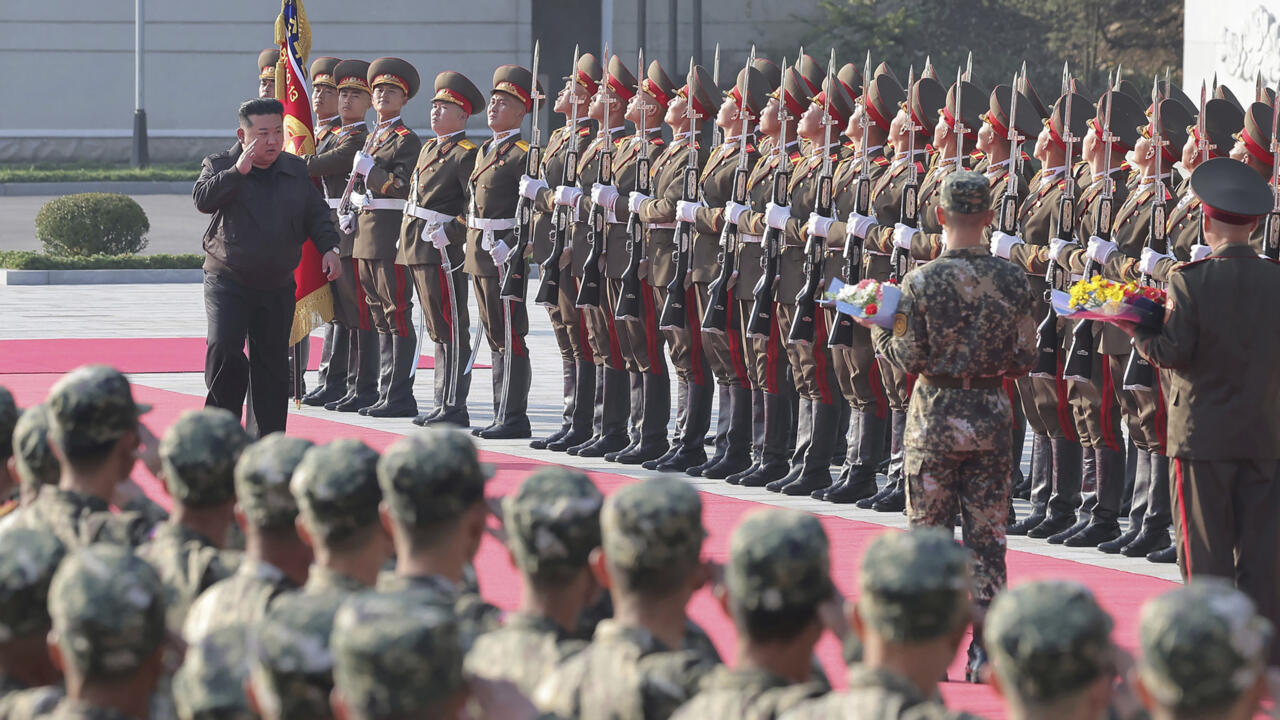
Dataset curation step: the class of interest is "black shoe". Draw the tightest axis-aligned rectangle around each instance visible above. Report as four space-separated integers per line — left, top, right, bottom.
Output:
1027 513 1077 539
1047 518 1089 544
549 429 592 452
328 393 371 412
1063 521 1120 547
643 445 681 470
577 435 628 458
1121 528 1171 557
725 463 760 486
856 484 893 509
686 451 725 478
872 488 905 512
530 426 568 450
424 408 469 428
605 439 639 463
655 447 707 473
565 434 601 456
302 386 345 407
781 474 832 496
477 419 533 440
1007 512 1046 536
357 399 386 416
365 400 419 418
412 408 442 427
1098 527 1140 554
737 460 789 488
964 640 988 684
1147 545 1177 564
701 454 753 480
766 465 802 493
826 476 879 504
614 442 669 465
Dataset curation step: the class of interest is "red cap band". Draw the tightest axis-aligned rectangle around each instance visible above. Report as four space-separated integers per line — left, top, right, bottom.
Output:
607 74 635 101
1203 204 1261 225
1242 129 1274 167
495 81 532 111
372 73 409 96
1087 117 1133 153
577 70 598 95
434 88 473 115
865 99 891 133
642 78 670 108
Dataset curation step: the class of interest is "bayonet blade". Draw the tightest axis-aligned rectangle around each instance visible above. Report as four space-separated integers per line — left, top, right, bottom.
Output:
568 44 581 127
1198 80 1208 162
530 39 542 146
964 51 973 82
953 66 965 167
713 43 721 86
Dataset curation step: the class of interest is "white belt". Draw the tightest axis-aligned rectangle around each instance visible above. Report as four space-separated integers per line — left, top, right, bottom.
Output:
404 204 456 225
468 215 518 250
866 249 890 257
740 233 762 243
1070 273 1083 282
649 222 677 230
325 198 342 210
350 192 402 212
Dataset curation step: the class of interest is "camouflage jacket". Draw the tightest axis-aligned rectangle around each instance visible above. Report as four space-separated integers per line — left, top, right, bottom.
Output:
778 666 950 720
375 572 502 650
138 523 239 634
301 565 366 595
0 680 62 720
44 701 131 720
464 612 588 697
872 247 1037 452
670 666 827 720
15 486 153 550
182 558 296 643
533 620 721 720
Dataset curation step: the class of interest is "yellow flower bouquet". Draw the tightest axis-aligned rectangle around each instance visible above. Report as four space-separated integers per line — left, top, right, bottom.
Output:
1050 276 1166 329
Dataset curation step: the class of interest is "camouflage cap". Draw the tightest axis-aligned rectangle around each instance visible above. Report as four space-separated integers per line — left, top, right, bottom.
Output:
48 544 167 678
726 509 833 613
601 476 705 573
985 581 1115 703
332 592 465 717
292 439 382 546
940 170 991 214
858 528 971 642
0 526 67 640
1138 580 1273 712
160 409 251 509
377 428 490 528
172 623 255 720
11 402 60 490
46 365 151 454
234 433 313 530
503 466 603 577
250 594 341 720
0 385 16 458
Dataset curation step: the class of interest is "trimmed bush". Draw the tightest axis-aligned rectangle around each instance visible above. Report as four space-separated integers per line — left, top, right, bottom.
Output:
0 251 202 270
0 163 199 183
36 193 150 257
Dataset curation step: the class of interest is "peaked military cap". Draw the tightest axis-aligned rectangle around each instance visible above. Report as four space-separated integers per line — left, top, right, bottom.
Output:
907 77 947 136
368 57 420 99
986 581 1114 703
0 386 14 458
751 57 782 95
795 54 825 97
873 60 898 84
1139 580 1273 712
815 74 857 127
943 80 986 143
1196 98 1245 160
726 509 833 614
858 528 971 642
865 74 905 133
1090 90 1145 153
334 59 370 94
1145 98 1193 166
985 84 1041 143
1019 71 1051 119
12 402 59 489
686 64 718 121
1156 80 1196 118
493 63 536 111
160 408 250 509
601 476 704 574
309 57 340 88
377 428 491 528
1192 156 1273 224
503 466 603 577
1240 101 1275 168
173 623 254 720
258 49 279 80
837 63 861 102
1048 91 1093 151
1215 82 1243 113
641 60 678 110
1113 78 1142 104
575 52 604 94
46 364 150 455
0 526 66 640
728 66 768 117
234 433 312 531
778 67 809 121
291 438 382 546
433 71 484 116
921 58 940 82
605 55 637 101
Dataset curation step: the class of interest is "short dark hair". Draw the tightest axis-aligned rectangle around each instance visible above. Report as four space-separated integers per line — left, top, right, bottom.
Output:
730 599 821 643
239 98 284 126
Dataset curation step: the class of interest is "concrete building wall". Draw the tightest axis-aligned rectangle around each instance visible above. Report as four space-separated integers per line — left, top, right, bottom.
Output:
1183 0 1280 99
0 0 823 164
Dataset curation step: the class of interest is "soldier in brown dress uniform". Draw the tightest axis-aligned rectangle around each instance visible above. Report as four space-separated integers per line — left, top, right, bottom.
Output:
402 72 484 429
467 64 536 439
349 58 422 418
257 49 278 99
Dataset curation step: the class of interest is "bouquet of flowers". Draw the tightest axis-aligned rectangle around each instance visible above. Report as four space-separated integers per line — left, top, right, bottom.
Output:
1050 276 1166 330
826 277 901 329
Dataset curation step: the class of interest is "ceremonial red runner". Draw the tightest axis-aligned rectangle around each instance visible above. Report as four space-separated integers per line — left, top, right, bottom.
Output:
2 371 1177 718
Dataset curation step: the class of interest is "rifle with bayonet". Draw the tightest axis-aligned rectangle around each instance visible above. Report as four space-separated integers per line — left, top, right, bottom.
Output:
888 64 919 284
828 51 873 350
1265 86 1280 260
1032 63 1079 378
615 48 652 321
702 48 757 335
996 71 1024 235
746 56 793 339
575 44 613 308
1122 74 1169 391
500 40 543 301
535 45 582 307
658 59 703 331
788 49 838 345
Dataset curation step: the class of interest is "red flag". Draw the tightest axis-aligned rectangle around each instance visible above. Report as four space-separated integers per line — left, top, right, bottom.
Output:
274 0 333 345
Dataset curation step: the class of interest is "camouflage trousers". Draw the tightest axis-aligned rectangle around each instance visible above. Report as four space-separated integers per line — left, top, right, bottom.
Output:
904 447 1011 604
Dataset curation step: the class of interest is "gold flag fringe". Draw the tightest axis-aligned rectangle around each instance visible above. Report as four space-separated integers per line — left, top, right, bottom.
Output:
290 283 333 346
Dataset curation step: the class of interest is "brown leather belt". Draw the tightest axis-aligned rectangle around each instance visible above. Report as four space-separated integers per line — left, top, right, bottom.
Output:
918 374 1005 390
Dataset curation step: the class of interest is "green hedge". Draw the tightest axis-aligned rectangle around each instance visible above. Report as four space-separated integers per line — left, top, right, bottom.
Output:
36 193 150 256
0 251 203 270
0 163 199 183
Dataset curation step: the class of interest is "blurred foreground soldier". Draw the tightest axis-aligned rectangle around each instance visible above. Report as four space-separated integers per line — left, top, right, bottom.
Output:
780 528 973 720
466 467 604 695
247 599 338 720
984 581 1123 720
183 434 314 643
0 527 67 716
8 403 60 510
1136 581 1273 720
671 509 833 720
1120 157 1280 662
20 366 157 549
194 98 342 437
171 624 254 720
143 409 249 633
534 476 718 719
859 171 1036 680
257 49 278 99
0 387 16 509
375 429 501 645
46 545 167 720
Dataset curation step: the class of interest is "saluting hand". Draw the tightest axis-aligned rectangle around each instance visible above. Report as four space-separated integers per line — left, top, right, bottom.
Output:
235 139 259 175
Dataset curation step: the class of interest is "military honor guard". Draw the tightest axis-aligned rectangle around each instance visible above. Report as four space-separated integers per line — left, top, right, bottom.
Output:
258 48 279 99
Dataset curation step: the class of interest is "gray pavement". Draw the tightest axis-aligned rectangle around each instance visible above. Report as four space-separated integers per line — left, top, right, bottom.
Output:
0 193 202 255
0 280 1180 582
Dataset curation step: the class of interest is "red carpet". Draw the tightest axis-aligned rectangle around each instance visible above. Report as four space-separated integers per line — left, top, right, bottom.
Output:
3 371 1177 718
0 337 489 375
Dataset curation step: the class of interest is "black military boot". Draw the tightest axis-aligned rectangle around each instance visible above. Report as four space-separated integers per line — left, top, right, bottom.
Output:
646 375 688 469
329 329 380 412
1065 447 1123 547
655 378 712 472
868 409 906 512
366 331 419 418
1101 448 1151 553
304 323 350 406
1009 433 1054 535
737 391 792 487
826 409 886 504
830 402 850 467
688 385 733 477
766 397 812 492
357 333 396 415
615 371 670 464
533 356 576 449
575 367 630 457
702 385 753 479
478 343 533 439
606 373 646 461
414 344 447 426
1147 545 1177 564
727 388 766 484
857 409 903 508
780 401 838 496
563 363 606 454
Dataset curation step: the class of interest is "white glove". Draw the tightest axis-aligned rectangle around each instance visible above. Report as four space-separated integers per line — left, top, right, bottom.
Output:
725 201 750 224
893 223 918 251
554 185 582 207
339 213 356 234
1048 237 1076 263
847 212 877 240
352 151 375 177
590 183 619 210
808 212 833 238
489 239 512 265
628 191 651 214
1138 246 1169 275
519 175 547 200
989 230 1024 259
1086 235 1119 265
676 200 702 224
764 202 790 230
1190 244 1211 262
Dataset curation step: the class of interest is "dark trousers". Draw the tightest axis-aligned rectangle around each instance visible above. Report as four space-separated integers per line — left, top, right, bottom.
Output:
204 272 295 437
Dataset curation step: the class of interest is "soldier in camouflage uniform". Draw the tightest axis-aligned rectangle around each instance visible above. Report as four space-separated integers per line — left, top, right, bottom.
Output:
45 545 167 720
1136 581 1273 720
183 434 314 643
779 528 973 720
248 598 340 720
171 624 254 720
0 387 17 511
861 171 1036 678
374 428 501 646
0 527 67 719
533 475 719 720
18 366 159 549
671 509 834 720
140 409 249 634
8 403 60 510
466 466 604 695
